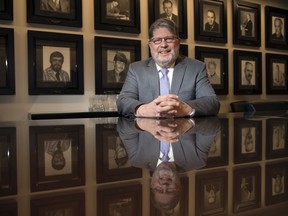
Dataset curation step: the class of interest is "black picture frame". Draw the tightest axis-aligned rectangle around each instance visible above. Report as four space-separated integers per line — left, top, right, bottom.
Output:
97 183 142 216
0 0 13 20
29 125 85 192
232 0 261 47
31 192 85 216
265 6 288 50
195 170 227 216
0 202 17 216
27 0 82 27
233 50 262 95
148 0 187 39
266 118 288 159
95 124 142 183
233 118 262 164
28 30 84 95
194 0 227 43
233 165 261 213
94 0 140 34
265 161 288 205
95 36 141 94
0 127 17 197
0 27 15 95
195 46 228 95
266 53 288 94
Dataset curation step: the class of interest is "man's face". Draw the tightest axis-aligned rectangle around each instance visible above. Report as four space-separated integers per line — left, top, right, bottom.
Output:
274 19 282 36
244 63 253 82
163 2 173 17
207 11 215 25
208 63 216 76
149 27 180 68
114 61 126 74
51 57 63 72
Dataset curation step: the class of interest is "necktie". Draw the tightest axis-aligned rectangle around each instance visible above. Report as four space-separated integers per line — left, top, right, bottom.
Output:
160 68 170 95
160 141 170 162
56 72 60 81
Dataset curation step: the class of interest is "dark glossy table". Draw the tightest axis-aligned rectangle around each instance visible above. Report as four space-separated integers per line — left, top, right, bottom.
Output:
0 112 287 216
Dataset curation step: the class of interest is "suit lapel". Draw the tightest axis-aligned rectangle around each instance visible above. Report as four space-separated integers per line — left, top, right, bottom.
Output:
171 57 186 94
147 59 160 98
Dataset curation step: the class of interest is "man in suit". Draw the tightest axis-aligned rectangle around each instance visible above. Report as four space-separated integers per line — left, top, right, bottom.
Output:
272 18 284 41
117 18 220 117
41 0 70 13
204 10 219 32
159 0 178 25
107 52 128 83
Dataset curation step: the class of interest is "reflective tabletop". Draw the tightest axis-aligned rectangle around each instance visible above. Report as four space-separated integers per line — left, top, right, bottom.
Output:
0 112 288 216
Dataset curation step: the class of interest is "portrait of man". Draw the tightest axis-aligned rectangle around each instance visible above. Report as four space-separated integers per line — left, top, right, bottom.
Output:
272 172 285 195
40 0 70 13
272 124 285 150
240 12 254 37
241 127 255 154
159 0 178 25
107 51 129 83
240 176 255 202
43 46 70 82
241 61 255 86
106 0 129 20
203 4 220 33
109 198 133 215
272 63 285 86
204 182 221 211
204 58 221 85
271 16 285 41
108 136 129 169
208 131 221 158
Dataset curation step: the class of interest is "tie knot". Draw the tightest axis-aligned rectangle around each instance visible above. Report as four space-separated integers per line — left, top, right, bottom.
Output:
160 68 169 76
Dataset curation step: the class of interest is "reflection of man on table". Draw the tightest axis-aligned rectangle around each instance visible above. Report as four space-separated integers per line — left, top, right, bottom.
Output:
241 177 253 202
41 0 70 13
206 183 220 204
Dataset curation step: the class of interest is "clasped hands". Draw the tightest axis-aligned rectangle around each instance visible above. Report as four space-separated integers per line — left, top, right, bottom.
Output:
136 94 193 118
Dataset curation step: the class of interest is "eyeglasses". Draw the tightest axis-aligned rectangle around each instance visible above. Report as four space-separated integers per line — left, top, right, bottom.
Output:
149 36 179 45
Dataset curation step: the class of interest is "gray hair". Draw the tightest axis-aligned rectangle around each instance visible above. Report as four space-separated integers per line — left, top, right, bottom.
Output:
148 18 179 39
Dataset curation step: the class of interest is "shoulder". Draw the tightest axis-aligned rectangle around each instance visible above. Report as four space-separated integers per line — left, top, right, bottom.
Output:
179 56 205 67
130 58 153 69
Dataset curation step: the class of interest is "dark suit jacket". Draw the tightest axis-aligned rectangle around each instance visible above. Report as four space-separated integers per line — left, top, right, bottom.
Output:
107 69 127 83
204 22 219 32
117 117 220 171
116 56 220 117
41 0 70 13
159 13 178 24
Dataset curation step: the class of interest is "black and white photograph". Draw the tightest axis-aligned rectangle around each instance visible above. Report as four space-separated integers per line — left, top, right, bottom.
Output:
241 60 255 86
159 0 179 26
105 0 130 21
205 58 221 85
241 127 256 154
0 0 13 20
203 3 220 33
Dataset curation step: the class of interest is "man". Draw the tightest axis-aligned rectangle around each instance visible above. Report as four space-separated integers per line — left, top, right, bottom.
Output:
106 0 126 19
107 52 128 83
240 177 253 201
43 51 70 82
204 10 219 32
272 18 284 41
241 13 253 37
207 60 220 84
242 61 254 85
206 183 220 204
273 64 285 86
243 128 254 153
41 0 70 13
159 0 178 25
117 18 220 117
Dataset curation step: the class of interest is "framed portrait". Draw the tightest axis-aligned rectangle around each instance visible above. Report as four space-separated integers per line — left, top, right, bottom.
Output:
266 53 287 94
28 30 84 95
195 170 227 216
195 46 228 95
194 0 227 43
265 161 288 205
233 165 261 213
0 202 17 216
233 118 262 164
0 127 17 197
233 50 262 95
266 118 288 159
27 0 82 27
265 6 288 50
29 125 85 192
148 0 187 39
0 0 13 20
97 183 142 216
94 0 140 34
31 192 85 216
232 0 261 47
0 28 15 95
95 36 141 94
96 124 142 183
150 176 188 216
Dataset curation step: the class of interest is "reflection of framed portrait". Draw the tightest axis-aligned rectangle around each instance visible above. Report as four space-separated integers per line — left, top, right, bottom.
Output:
195 46 228 95
0 202 17 216
196 170 227 216
0 0 13 20
266 118 288 159
96 124 142 183
148 0 187 38
95 36 141 94
0 28 15 95
266 161 288 205
28 30 84 95
97 183 142 215
194 0 227 43
233 165 261 213
234 50 262 95
31 192 85 216
29 125 85 192
94 0 140 33
234 118 262 164
0 127 17 197
233 0 261 47
266 53 287 94
265 6 288 50
27 0 82 27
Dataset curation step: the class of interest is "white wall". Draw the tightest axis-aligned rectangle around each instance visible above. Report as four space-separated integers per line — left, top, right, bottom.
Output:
0 0 287 121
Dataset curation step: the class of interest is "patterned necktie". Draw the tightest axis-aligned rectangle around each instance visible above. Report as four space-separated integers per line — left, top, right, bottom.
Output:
160 68 170 95
160 141 170 162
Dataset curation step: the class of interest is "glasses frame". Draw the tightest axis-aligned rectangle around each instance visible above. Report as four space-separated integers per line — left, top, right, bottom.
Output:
149 36 179 45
